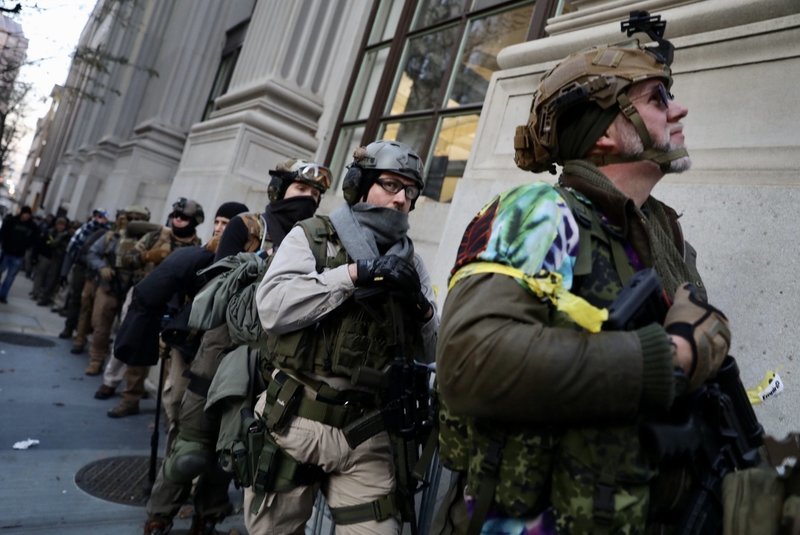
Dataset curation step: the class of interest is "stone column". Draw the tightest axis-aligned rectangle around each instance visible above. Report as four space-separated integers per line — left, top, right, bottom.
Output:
168 0 370 237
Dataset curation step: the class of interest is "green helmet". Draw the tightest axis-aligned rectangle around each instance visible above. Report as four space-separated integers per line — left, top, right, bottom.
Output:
514 11 685 173
342 140 425 206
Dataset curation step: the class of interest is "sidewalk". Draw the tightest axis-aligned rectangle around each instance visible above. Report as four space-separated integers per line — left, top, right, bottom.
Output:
0 274 246 534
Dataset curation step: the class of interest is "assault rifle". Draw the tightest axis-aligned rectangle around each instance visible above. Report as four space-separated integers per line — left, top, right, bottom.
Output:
350 288 435 534
604 269 764 533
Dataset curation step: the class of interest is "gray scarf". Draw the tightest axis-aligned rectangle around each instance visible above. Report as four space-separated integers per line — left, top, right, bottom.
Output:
329 203 414 262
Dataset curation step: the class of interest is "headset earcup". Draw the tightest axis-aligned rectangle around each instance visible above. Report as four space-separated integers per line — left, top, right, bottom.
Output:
267 176 284 202
342 166 362 205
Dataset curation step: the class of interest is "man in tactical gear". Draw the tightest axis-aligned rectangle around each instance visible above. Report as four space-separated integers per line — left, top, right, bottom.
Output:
61 209 111 347
85 206 153 379
243 140 438 534
106 198 203 418
435 13 739 534
143 160 330 535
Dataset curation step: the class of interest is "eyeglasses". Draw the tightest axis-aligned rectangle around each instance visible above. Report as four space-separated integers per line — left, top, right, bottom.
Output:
375 178 421 201
172 213 192 222
296 164 332 190
631 82 674 110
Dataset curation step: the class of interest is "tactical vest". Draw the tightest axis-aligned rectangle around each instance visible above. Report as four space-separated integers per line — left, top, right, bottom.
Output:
438 186 704 533
261 216 424 392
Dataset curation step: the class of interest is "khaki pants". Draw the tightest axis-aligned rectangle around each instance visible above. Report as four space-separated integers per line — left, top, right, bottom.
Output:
88 285 120 368
73 277 96 347
244 392 399 535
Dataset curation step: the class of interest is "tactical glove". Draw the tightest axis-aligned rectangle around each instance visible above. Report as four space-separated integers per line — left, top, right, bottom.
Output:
664 283 731 391
142 247 170 265
355 254 421 293
99 266 115 281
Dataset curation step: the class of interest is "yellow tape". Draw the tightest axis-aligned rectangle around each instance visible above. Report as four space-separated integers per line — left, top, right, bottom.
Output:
449 262 608 333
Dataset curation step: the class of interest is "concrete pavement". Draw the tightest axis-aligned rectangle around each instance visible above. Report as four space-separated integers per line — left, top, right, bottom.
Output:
0 273 246 534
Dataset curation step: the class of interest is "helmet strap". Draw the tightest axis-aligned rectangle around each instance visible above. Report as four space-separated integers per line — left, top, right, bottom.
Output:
591 93 687 171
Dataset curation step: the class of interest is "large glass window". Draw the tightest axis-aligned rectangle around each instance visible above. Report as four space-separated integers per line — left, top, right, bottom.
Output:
202 21 249 121
328 0 553 202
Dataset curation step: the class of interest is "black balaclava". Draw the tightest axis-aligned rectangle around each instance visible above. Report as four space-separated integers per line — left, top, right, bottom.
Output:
263 196 317 248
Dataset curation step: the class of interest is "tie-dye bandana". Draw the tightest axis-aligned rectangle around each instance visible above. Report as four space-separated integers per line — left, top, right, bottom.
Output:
452 183 579 290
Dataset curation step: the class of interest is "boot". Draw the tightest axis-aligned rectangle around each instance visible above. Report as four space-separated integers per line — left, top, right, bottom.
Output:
84 362 102 376
94 384 115 399
71 345 85 355
58 329 72 339
188 514 219 535
143 517 172 535
107 401 140 418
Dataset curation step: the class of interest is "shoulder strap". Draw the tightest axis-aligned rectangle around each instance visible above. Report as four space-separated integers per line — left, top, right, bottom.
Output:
556 185 635 283
297 216 338 274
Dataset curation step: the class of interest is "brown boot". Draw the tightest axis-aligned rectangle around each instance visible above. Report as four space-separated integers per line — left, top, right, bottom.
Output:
94 384 115 399
84 362 102 376
107 402 139 418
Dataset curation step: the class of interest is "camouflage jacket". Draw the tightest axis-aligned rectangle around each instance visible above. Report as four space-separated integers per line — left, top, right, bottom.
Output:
120 226 200 277
436 161 703 533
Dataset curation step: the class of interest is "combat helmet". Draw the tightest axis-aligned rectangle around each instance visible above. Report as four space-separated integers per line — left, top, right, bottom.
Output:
267 159 331 205
514 11 686 174
342 140 425 208
170 197 204 226
124 205 151 221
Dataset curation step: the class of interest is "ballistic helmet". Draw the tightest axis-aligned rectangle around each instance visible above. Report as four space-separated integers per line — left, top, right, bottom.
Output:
267 159 331 204
342 140 425 207
124 205 151 221
514 11 685 174
170 197 204 226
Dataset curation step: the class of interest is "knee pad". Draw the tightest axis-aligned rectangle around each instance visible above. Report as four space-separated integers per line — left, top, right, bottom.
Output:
164 438 213 484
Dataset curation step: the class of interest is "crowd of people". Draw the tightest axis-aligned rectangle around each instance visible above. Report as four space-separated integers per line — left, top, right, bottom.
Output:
3 11 798 535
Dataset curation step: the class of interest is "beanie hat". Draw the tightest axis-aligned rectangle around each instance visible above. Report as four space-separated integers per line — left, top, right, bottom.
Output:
215 201 249 220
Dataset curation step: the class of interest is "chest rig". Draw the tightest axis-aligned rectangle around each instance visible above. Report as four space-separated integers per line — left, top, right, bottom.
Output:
438 186 700 534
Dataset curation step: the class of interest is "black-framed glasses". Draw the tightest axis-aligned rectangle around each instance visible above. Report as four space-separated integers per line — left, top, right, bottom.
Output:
375 178 421 201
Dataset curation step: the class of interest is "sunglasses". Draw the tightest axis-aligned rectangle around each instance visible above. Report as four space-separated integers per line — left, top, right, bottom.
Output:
172 213 192 222
296 164 332 190
375 178 421 201
632 82 674 110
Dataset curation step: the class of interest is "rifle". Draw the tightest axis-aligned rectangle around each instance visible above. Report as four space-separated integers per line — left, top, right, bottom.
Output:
351 288 435 534
604 269 764 533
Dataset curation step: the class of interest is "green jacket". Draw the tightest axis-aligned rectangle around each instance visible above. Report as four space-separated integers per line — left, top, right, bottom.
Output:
436 162 703 532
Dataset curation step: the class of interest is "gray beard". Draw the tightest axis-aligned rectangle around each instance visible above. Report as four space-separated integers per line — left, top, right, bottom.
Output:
617 121 691 173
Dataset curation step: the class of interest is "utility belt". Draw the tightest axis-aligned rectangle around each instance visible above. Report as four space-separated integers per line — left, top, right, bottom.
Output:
230 370 400 525
264 370 385 449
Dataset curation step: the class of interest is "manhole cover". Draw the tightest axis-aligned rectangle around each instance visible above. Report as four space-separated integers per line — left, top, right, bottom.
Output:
75 455 162 506
0 331 56 347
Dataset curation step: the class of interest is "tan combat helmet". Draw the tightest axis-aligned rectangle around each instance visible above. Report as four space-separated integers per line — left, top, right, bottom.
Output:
267 159 332 204
514 10 687 174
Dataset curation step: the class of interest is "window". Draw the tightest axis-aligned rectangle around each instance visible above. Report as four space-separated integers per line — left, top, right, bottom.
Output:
202 20 249 121
327 0 554 202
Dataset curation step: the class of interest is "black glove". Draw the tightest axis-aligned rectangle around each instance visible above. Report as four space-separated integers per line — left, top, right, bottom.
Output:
355 255 421 293
406 289 433 322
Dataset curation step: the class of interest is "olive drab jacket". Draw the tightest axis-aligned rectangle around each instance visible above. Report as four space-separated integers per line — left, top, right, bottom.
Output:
436 160 704 533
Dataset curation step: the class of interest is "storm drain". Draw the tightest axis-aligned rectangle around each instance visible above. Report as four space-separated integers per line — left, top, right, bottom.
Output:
0 331 56 347
74 455 162 506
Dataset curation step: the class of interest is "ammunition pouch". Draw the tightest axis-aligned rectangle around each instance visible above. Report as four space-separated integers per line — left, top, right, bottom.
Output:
265 371 384 448
231 409 326 515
